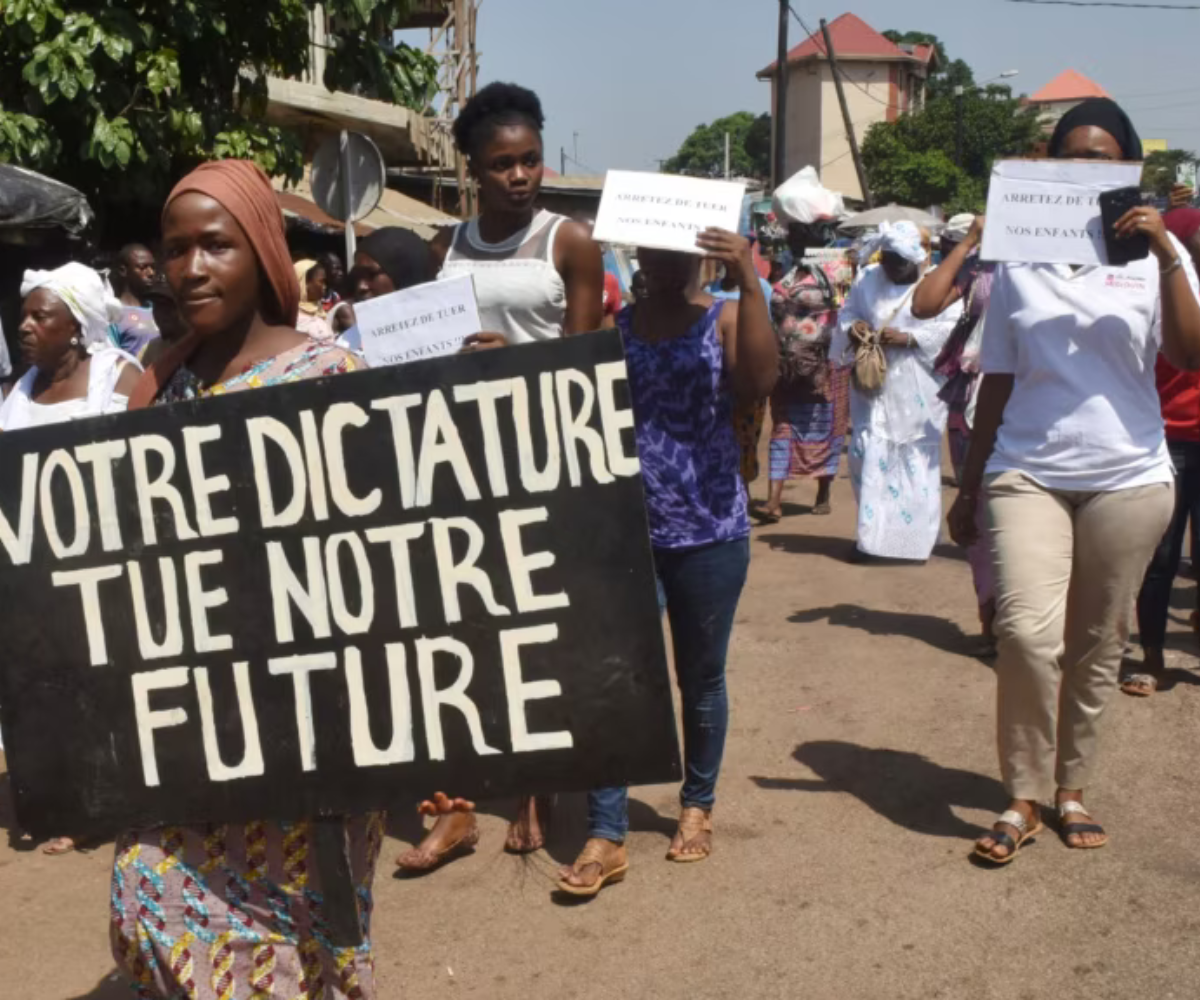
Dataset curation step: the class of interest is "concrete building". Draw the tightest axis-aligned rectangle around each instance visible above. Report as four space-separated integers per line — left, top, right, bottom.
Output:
757 13 938 201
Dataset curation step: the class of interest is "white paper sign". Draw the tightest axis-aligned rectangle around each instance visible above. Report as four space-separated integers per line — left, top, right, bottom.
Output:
981 159 1144 267
592 170 746 254
353 273 481 368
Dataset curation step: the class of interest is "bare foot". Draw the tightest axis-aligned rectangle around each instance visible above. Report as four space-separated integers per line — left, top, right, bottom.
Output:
975 799 1040 862
505 795 551 853
396 792 478 872
1056 789 1108 850
42 836 76 856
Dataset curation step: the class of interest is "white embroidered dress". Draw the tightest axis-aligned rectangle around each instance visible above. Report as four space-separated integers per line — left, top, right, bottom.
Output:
832 265 963 560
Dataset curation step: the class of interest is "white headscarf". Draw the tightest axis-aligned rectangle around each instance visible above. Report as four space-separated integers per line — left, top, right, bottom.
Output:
20 262 122 350
859 221 927 266
943 214 976 243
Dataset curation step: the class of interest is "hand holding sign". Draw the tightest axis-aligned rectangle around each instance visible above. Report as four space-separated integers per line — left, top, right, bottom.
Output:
696 228 758 292
1113 204 1175 264
461 332 509 353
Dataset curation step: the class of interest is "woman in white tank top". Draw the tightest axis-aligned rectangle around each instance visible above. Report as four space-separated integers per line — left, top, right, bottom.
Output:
396 84 604 876
431 82 604 344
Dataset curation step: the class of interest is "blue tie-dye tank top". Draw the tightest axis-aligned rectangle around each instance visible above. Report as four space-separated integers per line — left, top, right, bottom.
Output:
619 301 750 550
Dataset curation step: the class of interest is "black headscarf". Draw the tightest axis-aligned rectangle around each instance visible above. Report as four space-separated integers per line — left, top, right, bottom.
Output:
1048 98 1143 161
358 227 432 291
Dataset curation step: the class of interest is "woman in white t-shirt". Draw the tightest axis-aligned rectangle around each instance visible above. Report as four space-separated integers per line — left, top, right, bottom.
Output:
949 99 1200 866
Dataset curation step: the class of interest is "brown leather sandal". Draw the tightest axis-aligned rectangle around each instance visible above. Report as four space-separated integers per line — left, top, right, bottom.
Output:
556 839 629 897
666 807 713 863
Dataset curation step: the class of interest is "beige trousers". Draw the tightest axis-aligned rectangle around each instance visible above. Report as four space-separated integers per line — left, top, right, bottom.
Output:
986 470 1173 800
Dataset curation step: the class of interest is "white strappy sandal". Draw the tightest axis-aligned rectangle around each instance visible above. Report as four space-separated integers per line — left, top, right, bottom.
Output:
974 809 1045 866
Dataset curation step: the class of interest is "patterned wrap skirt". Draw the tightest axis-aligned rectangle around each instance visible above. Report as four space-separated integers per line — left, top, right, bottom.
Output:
111 815 383 999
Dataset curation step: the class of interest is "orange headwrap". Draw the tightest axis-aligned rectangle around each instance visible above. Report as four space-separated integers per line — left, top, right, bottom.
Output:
130 160 297 410
163 160 299 326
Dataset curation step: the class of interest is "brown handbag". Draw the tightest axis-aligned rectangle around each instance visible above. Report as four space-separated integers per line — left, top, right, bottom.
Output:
847 285 916 395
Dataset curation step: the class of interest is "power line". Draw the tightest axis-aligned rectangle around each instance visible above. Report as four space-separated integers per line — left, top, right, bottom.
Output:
1006 0 1199 8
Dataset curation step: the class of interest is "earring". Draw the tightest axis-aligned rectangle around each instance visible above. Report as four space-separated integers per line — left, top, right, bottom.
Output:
70 336 80 346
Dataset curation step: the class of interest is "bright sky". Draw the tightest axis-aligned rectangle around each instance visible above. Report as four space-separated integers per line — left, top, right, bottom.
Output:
444 0 1200 175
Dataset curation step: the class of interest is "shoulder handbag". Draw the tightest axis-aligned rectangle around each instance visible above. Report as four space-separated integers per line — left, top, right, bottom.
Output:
847 284 917 395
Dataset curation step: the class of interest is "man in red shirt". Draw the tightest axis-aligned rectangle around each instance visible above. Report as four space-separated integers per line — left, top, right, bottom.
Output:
1128 206 1200 697
602 270 623 327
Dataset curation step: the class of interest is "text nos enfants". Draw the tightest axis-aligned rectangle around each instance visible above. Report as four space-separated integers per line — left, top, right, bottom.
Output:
0 362 639 790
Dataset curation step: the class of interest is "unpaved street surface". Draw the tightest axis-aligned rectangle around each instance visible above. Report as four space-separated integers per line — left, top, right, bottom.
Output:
4 467 1200 1000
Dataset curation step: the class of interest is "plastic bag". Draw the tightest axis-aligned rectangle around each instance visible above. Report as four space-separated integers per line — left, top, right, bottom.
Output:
772 166 845 225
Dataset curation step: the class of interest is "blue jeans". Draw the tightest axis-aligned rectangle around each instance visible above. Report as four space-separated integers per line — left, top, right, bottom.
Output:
587 537 750 842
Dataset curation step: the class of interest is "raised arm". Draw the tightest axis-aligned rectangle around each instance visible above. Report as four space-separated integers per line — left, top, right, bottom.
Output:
912 216 984 319
556 220 605 335
697 228 778 401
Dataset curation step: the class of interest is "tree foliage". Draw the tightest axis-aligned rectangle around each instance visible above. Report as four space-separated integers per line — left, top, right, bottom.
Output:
881 30 974 102
663 112 771 180
862 32 1039 214
0 0 439 228
1142 149 1197 198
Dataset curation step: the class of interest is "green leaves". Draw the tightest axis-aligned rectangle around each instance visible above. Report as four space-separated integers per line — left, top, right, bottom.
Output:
0 0 433 223
0 108 59 168
663 112 772 179
862 82 1040 212
88 113 135 168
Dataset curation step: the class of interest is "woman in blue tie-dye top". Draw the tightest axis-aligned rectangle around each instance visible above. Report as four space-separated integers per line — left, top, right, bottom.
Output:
557 229 778 896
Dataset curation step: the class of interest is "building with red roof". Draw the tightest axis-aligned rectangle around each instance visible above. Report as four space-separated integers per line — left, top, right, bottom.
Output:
757 13 938 201
1026 69 1111 132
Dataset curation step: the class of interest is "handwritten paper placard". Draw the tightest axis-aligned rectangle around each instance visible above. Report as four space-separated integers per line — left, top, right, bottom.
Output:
354 273 481 368
981 159 1144 266
592 171 746 253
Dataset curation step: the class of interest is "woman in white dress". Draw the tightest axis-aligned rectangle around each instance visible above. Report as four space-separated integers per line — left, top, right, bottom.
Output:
832 222 962 561
0 261 141 854
0 262 141 429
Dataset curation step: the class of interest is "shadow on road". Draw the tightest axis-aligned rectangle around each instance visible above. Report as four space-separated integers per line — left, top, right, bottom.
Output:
787 604 987 660
67 971 128 1000
751 741 1007 841
759 532 966 565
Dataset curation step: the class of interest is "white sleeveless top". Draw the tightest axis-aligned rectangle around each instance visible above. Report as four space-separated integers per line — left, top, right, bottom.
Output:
0 347 138 430
440 209 568 344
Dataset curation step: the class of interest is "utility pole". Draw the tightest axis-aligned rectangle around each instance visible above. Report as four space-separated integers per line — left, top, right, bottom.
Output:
773 0 789 190
821 18 873 208
724 132 731 180
954 85 965 168
561 147 567 176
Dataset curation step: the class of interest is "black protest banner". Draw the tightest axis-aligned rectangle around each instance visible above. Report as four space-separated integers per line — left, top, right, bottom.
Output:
0 330 681 839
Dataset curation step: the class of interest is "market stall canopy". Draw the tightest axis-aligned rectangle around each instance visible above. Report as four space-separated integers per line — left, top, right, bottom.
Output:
839 204 943 232
272 167 456 240
0 164 93 233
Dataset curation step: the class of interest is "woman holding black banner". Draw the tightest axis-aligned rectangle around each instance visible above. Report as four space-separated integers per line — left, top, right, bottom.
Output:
950 100 1200 866
396 81 605 872
112 160 373 999
555 228 777 896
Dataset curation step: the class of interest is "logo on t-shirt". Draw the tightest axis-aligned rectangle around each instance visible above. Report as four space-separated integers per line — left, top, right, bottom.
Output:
1104 272 1148 293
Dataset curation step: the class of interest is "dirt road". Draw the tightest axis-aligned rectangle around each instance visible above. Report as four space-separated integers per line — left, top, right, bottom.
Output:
4 469 1199 1000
